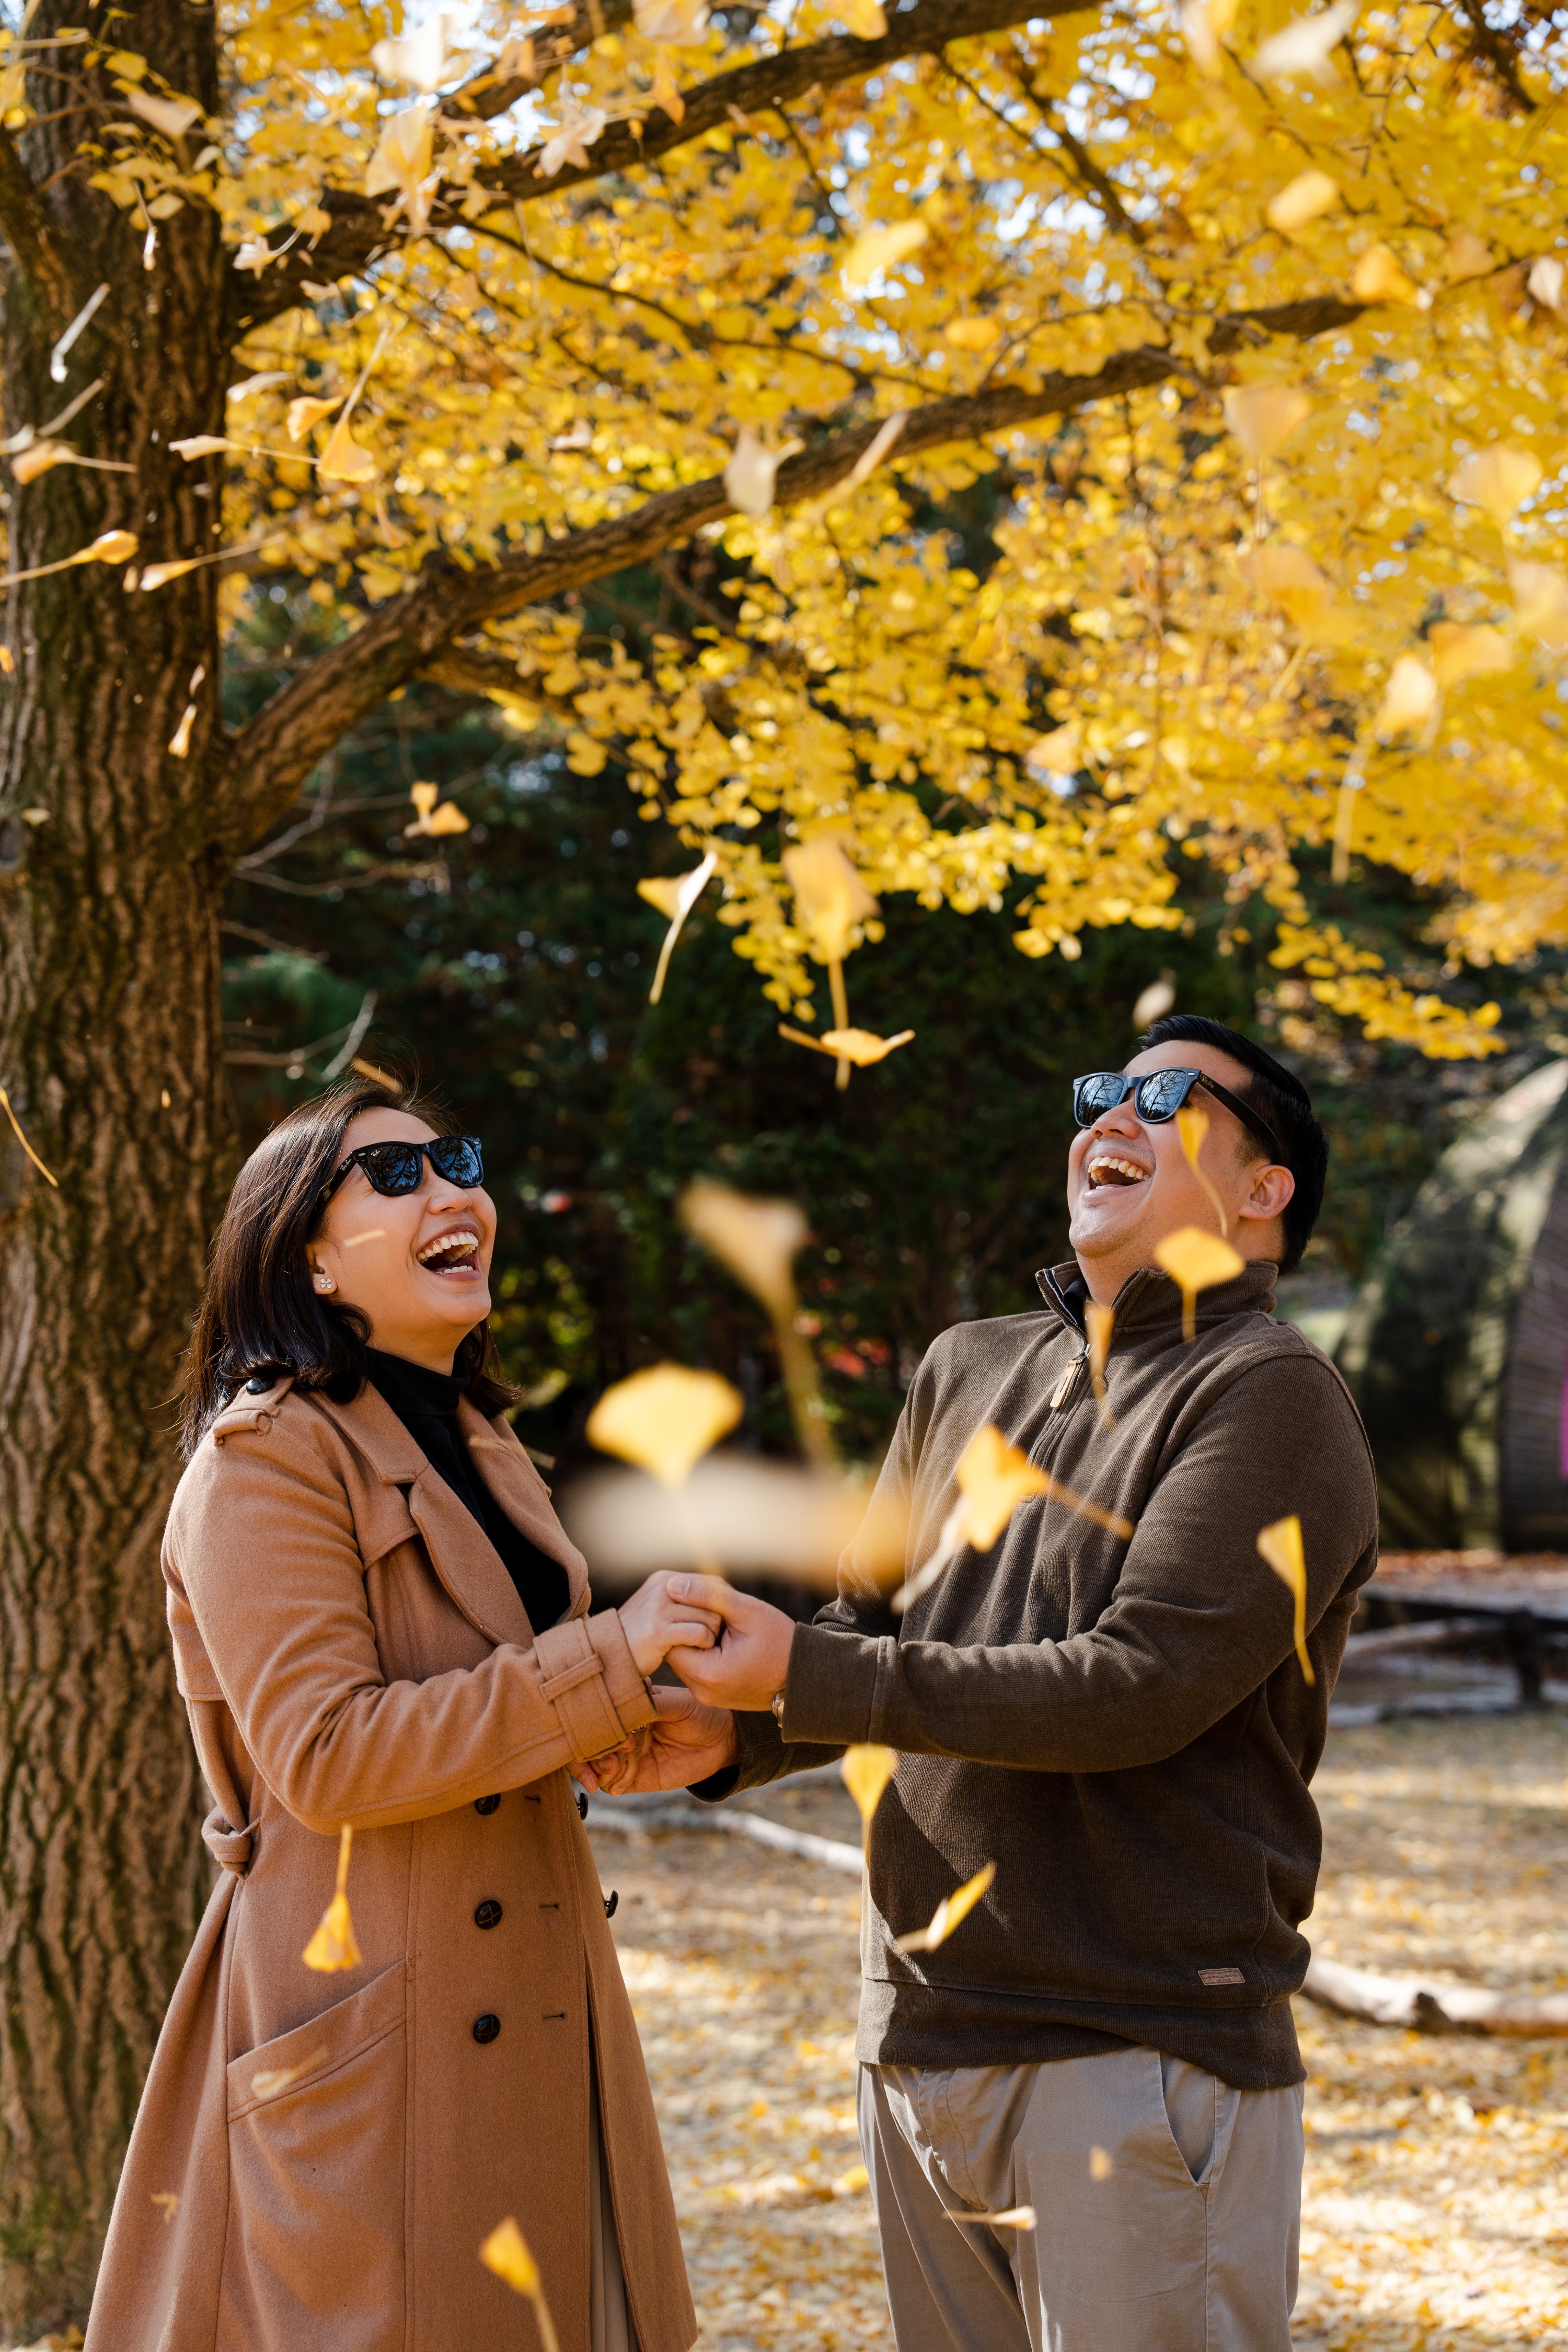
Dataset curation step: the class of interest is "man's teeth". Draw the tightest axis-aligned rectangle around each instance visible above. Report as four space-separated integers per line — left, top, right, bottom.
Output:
417 1229 480 1269
1087 1155 1148 1187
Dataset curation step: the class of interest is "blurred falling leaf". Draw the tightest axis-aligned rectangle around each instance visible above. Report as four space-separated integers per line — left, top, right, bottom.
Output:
403 779 469 837
1257 1512 1315 1682
170 434 233 459
1252 0 1356 80
318 412 378 485
1174 1101 1231 1236
287 393 344 443
1374 653 1438 736
782 838 878 965
841 220 928 290
1265 169 1340 233
1222 385 1312 464
839 0 888 32
632 0 710 40
945 314 1000 350
842 1745 897 1836
1508 558 1568 651
1238 542 1344 638
1445 232 1493 283
480 2217 561 2352
150 2189 179 2222
124 85 203 139
638 850 716 1001
1351 244 1428 307
958 2205 1037 2229
366 102 436 232
1025 720 1080 777
650 47 684 121
1527 256 1565 316
0 527 137 590
894 1860 996 1953
168 702 197 758
303 1824 363 1971
723 425 804 518
534 103 608 176
251 2046 327 2101
1090 2146 1115 2181
140 557 202 589
680 1180 806 1320
1153 1225 1244 1341
586 1362 743 1485
11 441 72 483
1085 1299 1114 1427
779 1024 915 1067
371 13 454 90
1179 0 1231 78
893 1423 1132 1610
1428 622 1514 690
1132 971 1174 1027
1448 444 1542 523
0 1087 59 1187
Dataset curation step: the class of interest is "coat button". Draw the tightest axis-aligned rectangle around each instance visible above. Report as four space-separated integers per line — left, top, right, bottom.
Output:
474 1794 500 1815
475 1899 503 1931
604 1891 618 1919
577 1791 588 1820
472 2013 501 2044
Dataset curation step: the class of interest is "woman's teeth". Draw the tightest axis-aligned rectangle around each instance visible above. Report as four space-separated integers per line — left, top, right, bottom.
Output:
1087 1155 1148 1189
416 1228 481 1273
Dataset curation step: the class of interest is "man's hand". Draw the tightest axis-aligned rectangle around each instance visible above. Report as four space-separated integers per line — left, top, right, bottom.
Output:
577 1685 739 1793
616 1569 725 1677
663 1576 799 1713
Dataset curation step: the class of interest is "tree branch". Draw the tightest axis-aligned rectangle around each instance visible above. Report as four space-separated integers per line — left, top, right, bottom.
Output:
220 292 1363 852
230 0 1097 335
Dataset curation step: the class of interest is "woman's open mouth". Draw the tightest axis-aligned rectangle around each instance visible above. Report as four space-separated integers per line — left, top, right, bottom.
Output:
415 1226 483 1277
1085 1152 1150 1192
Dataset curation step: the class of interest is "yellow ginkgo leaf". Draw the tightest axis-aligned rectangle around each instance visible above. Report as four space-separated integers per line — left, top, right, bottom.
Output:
841 1744 896 1834
168 702 197 759
410 781 439 818
422 801 470 836
894 1860 996 1953
318 412 378 485
139 558 202 590
1174 1101 1230 1237
1251 0 1354 79
480 2217 560 2352
1256 1513 1315 1683
782 839 878 964
839 0 887 32
1508 558 1568 651
1179 0 1227 77
1351 244 1427 307
680 1181 807 1319
287 393 344 443
1085 1299 1114 1426
11 440 73 483
586 1363 743 1486
1222 385 1312 464
820 1027 915 1066
1090 2145 1115 2181
637 850 716 1001
365 100 435 233
1025 721 1080 776
632 0 709 42
649 47 684 122
890 1424 1132 1610
1238 543 1340 636
79 529 139 567
1265 169 1340 234
945 314 999 350
1374 654 1438 736
1445 231 1493 283
303 1825 363 1972
1428 622 1514 690
1448 444 1542 524
1153 1226 1245 1341
841 220 928 291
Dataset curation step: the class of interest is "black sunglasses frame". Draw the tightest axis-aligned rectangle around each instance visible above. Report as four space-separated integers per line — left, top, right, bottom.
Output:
1072 1069 1282 1162
322 1135 485 1203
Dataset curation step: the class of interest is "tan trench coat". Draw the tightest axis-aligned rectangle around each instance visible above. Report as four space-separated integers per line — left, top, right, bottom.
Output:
85 1375 697 2352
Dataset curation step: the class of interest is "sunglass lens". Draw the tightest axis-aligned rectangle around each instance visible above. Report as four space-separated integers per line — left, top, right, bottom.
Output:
1074 1074 1128 1125
361 1144 424 1195
1134 1069 1195 1123
430 1136 483 1187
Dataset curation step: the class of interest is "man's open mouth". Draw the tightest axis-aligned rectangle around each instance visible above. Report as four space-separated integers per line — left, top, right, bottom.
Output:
416 1227 482 1275
1085 1153 1150 1191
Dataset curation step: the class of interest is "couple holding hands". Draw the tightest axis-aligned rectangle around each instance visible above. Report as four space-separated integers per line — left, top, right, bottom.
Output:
88 1017 1377 2352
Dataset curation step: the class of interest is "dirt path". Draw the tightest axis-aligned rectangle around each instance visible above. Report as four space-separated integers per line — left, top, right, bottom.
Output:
591 1715 1568 2350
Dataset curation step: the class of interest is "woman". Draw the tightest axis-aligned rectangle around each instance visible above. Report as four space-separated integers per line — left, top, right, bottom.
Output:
86 1078 727 2352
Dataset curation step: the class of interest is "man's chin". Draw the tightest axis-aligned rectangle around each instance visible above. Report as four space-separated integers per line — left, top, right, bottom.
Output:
1068 1193 1150 1260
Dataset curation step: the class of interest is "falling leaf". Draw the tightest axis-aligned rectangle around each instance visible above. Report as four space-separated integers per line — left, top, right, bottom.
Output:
123 85 203 139
839 0 887 33
1085 1299 1114 1426
1374 654 1438 736
168 702 197 758
371 13 454 91
892 1424 1132 1609
171 435 232 459
481 2217 562 2352
251 2046 327 2100
958 2205 1037 2229
287 393 344 443
1256 1512 1315 1683
680 1180 807 1319
782 839 878 965
303 1824 363 1971
11 441 71 483
633 0 711 41
894 1860 996 1953
534 103 609 178
1179 0 1228 78
1239 542 1342 636
586 1362 743 1485
945 314 999 350
1132 973 1175 1028
1527 256 1565 316
1265 169 1340 234
366 101 436 230
318 412 378 485
1445 232 1493 284
1351 244 1427 307
1508 558 1568 651
233 235 276 276
139 558 200 591
1448 444 1541 523
638 850 716 1000
779 1024 915 1066
1025 721 1080 776
1152 1225 1245 1341
650 48 684 121
1251 0 1356 81
1222 385 1312 464
48 281 109 383
0 1088 59 1187
841 1744 896 1835
723 425 805 519
1428 622 1514 690
1174 1101 1233 1236
1089 2146 1114 2181
841 219 928 290
403 780 469 837
150 2190 179 2223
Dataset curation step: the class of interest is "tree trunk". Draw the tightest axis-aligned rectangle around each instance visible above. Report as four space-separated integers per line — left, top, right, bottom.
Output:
0 3 229 2330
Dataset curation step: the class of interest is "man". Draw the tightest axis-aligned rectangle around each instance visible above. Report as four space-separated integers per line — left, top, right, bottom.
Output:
585 1014 1378 2351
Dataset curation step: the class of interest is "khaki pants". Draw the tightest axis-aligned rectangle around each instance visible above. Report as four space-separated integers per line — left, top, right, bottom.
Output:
859 2047 1303 2352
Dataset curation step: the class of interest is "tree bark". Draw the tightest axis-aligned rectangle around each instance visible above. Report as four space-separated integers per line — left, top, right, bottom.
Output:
0 2 228 2331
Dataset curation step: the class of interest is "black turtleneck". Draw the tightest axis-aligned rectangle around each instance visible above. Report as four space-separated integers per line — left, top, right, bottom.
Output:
358 1344 570 1633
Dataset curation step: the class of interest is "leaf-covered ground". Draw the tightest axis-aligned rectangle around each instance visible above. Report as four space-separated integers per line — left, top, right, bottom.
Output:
592 1714 1568 2351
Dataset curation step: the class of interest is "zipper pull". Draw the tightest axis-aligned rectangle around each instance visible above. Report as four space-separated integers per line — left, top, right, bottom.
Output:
1048 1345 1089 1410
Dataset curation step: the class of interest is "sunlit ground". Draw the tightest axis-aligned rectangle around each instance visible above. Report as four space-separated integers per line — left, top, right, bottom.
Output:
593 1715 1568 2351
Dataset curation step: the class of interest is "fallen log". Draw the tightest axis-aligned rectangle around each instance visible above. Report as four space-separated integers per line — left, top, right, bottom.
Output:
1300 1954 1568 2036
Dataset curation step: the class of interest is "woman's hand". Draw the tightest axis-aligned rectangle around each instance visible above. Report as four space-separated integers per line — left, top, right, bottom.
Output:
577 1686 739 1793
617 1570 725 1679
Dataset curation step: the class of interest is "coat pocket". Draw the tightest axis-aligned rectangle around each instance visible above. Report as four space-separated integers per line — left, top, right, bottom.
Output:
222 1962 407 2350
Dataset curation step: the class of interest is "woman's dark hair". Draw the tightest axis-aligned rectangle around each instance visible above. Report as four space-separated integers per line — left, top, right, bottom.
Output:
1137 1012 1328 1276
179 1075 516 1456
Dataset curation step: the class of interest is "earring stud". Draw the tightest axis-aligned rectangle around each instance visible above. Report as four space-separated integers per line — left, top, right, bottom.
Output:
314 1273 337 1294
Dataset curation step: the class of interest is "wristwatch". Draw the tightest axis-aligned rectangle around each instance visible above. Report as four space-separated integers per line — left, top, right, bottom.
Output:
770 1687 787 1728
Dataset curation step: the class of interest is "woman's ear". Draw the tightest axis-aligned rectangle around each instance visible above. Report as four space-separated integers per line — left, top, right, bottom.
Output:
309 1260 337 1295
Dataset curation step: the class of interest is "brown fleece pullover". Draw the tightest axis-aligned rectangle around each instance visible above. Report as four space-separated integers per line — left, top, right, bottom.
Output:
706 1259 1378 2089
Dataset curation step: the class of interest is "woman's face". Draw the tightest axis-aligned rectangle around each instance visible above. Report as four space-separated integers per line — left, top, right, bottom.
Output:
306 1109 498 1372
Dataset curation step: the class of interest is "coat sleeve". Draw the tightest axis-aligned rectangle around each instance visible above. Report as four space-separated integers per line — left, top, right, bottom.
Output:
168 1415 658 1834
780 1353 1378 1773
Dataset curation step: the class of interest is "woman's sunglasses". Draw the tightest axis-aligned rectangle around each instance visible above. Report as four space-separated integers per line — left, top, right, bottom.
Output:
323 1135 485 1203
1072 1070 1282 1161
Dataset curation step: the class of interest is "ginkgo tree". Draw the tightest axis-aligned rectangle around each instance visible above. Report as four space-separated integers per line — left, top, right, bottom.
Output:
0 0 1564 2320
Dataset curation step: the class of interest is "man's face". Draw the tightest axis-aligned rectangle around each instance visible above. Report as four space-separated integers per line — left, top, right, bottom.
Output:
1066 1039 1293 1276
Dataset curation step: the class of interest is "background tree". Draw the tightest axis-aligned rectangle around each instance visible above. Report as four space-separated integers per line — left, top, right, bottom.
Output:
2 0 1567 2324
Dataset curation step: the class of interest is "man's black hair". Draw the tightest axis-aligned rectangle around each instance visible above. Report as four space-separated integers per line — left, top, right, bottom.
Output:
1136 1013 1327 1276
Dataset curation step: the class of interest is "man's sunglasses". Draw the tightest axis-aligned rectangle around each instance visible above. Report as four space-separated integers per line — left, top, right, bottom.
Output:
323 1135 485 1203
1073 1069 1282 1161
